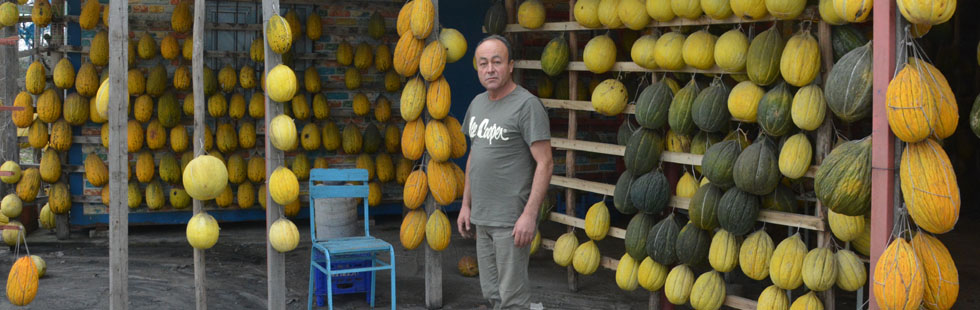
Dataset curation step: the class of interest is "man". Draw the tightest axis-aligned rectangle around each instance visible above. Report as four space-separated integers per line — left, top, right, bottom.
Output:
457 35 553 310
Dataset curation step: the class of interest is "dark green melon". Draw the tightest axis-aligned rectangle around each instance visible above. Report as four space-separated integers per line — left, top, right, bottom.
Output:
541 35 570 77
701 140 741 189
614 171 639 215
972 94 980 139
617 120 634 146
691 81 730 133
814 137 872 216
646 213 681 265
757 82 795 137
203 66 217 96
832 25 868 61
667 79 700 135
746 26 785 87
484 0 507 35
157 92 181 128
629 170 670 215
733 135 780 195
624 213 656 261
689 183 723 230
624 128 663 175
717 187 761 236
675 222 711 266
824 42 872 123
362 123 382 154
635 82 674 129
762 183 798 213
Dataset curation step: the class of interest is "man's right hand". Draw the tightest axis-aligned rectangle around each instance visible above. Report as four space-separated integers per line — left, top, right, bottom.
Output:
457 204 474 239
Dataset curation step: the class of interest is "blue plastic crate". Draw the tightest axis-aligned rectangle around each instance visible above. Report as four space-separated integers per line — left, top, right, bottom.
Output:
313 252 373 307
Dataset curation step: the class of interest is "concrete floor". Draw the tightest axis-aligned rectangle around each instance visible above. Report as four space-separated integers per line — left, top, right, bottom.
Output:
5 212 976 310
1 214 651 310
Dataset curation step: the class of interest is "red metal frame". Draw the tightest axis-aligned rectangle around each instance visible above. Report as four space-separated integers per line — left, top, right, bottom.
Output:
870 1 897 309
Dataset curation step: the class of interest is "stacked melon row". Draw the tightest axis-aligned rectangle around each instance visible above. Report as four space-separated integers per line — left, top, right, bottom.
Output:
0 0 154 245
517 2 878 310
872 3 961 310
393 0 469 253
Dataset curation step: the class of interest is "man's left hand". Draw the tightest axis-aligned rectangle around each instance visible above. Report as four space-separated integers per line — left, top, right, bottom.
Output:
512 213 536 247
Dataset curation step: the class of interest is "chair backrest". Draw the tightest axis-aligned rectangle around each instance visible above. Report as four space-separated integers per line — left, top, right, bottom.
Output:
308 168 370 243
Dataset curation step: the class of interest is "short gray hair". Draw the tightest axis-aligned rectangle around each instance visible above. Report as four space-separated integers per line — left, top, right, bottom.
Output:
477 34 514 62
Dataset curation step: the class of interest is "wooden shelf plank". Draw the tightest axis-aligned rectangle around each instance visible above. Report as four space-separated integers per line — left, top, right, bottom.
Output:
551 175 615 196
669 197 826 231
18 136 101 145
548 212 627 239
551 138 625 156
516 60 737 74
542 99 634 114
549 138 818 177
724 296 758 310
502 6 818 33
540 237 757 310
21 163 85 173
550 176 825 231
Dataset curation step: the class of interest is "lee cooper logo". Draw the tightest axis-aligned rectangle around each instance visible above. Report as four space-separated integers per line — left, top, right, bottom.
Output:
469 117 510 145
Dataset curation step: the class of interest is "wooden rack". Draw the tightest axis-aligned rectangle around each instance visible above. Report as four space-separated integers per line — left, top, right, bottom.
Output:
501 1 847 309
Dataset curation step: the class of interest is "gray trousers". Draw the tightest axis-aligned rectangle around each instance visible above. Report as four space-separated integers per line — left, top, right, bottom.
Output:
476 225 531 310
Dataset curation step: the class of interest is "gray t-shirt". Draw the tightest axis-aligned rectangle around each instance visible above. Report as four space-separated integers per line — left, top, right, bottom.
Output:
462 85 550 227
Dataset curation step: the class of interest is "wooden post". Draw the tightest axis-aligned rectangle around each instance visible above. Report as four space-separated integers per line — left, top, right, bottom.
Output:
564 0 578 293
0 17 18 197
424 1 442 309
191 0 208 309
815 21 835 310
869 1 898 309
424 198 442 308
107 0 130 308
261 0 286 308
49 0 70 240
648 291 661 310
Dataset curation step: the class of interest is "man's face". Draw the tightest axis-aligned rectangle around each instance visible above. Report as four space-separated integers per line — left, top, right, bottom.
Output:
475 39 513 91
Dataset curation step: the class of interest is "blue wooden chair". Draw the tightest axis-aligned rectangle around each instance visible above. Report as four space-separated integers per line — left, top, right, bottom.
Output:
308 169 396 309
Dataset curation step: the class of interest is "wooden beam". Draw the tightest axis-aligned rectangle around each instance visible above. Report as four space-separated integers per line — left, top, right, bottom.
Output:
565 0 579 291
515 60 737 74
500 6 819 33
107 0 130 307
542 99 636 114
0 15 18 213
51 0 70 240
869 1 898 310
548 138 819 177
548 212 626 239
548 176 826 231
816 20 836 310
191 0 208 308
261 0 286 307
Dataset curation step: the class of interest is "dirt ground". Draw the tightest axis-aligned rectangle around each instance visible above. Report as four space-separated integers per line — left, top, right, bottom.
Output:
5 212 977 310
1 214 652 310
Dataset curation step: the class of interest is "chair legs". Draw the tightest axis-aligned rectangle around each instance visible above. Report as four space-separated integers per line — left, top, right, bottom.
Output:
370 252 376 307
308 248 395 309
308 251 316 310
325 254 333 310
389 246 397 309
